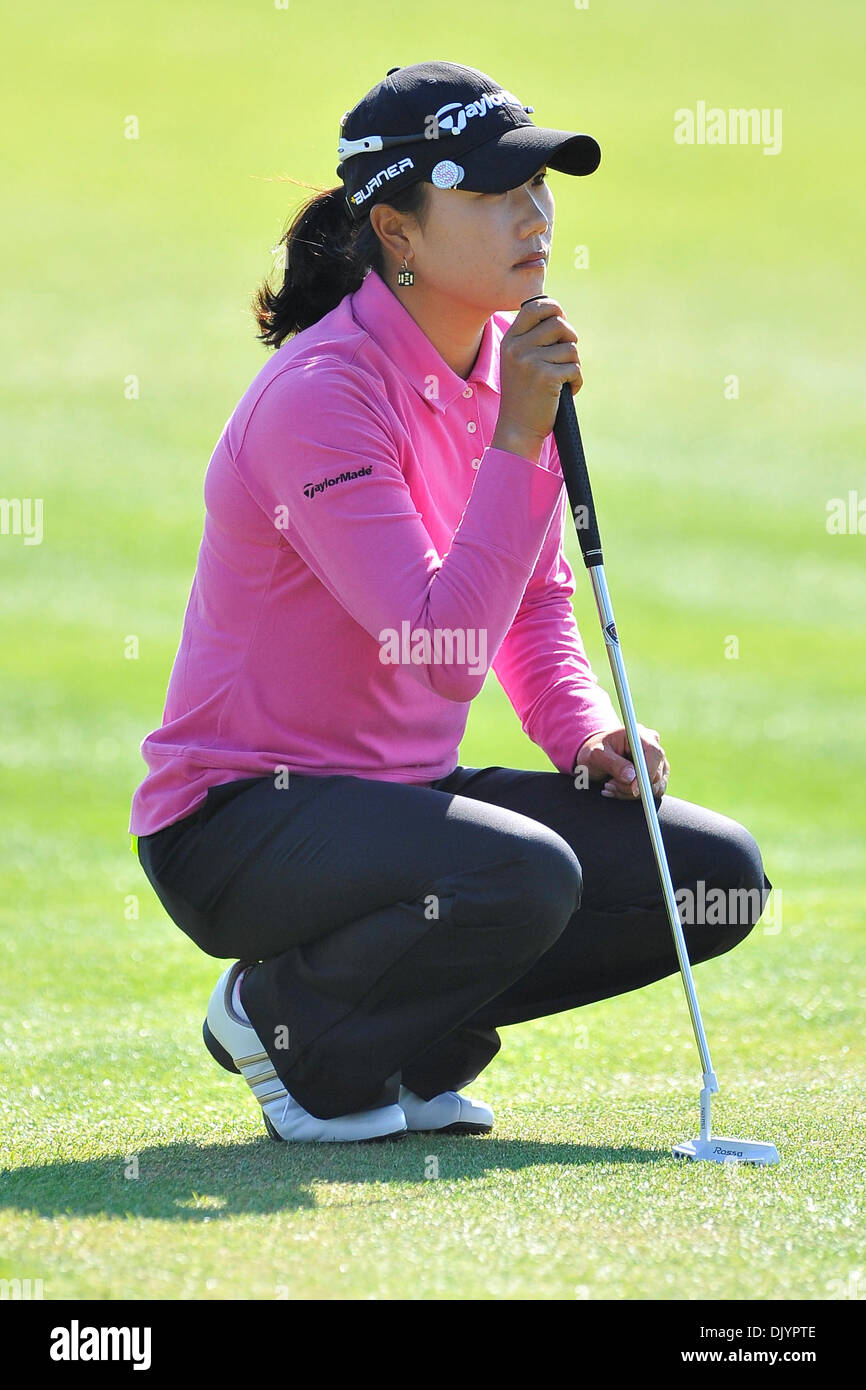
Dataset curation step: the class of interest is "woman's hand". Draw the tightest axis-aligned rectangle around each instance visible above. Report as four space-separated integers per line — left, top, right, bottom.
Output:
492 297 582 463
575 725 670 800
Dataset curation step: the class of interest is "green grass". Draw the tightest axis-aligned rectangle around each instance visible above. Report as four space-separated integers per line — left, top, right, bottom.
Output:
1 0 864 1301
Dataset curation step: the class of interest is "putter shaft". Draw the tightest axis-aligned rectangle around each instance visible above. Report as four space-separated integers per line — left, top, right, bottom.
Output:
550 379 721 1142
587 563 719 1138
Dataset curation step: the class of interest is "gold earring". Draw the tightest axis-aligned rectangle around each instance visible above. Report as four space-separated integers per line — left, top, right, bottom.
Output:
397 256 414 287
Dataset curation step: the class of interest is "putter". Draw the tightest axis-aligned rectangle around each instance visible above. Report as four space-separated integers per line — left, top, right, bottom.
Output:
548 369 779 1167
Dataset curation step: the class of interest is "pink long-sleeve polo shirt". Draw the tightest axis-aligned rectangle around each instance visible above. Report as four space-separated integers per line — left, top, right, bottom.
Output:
129 266 620 837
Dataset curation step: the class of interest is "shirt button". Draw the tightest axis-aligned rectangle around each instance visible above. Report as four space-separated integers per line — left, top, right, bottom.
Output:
463 386 473 398
467 421 477 433
471 457 481 470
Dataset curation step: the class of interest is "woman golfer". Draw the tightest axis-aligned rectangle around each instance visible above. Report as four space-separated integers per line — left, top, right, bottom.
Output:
130 61 772 1143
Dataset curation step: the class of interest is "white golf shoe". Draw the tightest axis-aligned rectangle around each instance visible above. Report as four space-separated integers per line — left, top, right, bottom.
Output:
398 1085 493 1135
203 963 407 1143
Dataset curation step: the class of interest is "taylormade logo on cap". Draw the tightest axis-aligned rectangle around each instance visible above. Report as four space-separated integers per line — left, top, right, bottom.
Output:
431 88 526 137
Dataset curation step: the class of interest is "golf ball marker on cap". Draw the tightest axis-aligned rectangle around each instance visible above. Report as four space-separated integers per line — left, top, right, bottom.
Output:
431 159 465 188
336 60 601 222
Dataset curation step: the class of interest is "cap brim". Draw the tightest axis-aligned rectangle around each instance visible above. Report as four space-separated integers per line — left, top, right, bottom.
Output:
456 126 601 192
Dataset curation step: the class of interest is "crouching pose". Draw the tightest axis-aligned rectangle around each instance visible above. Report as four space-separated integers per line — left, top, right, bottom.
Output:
130 61 772 1142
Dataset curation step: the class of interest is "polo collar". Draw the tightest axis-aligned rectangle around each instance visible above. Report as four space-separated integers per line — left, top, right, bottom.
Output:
350 267 500 413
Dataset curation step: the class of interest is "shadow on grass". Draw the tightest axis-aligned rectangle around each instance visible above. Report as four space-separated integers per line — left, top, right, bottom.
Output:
0 1137 664 1221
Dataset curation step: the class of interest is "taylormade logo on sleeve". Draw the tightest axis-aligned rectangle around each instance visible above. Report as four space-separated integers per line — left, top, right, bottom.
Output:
303 465 373 499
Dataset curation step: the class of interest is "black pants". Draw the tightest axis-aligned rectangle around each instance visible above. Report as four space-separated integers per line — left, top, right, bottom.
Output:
137 766 772 1120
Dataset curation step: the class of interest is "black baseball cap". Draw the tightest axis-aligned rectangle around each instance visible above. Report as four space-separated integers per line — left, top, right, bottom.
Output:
336 60 601 223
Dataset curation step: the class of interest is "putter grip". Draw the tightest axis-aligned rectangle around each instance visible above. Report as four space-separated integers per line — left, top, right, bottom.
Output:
552 382 603 568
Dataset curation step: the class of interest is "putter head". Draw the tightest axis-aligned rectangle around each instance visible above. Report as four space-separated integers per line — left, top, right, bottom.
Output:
673 1136 780 1166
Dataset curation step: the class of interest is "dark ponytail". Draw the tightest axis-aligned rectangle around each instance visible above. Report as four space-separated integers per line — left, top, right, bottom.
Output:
252 177 429 349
